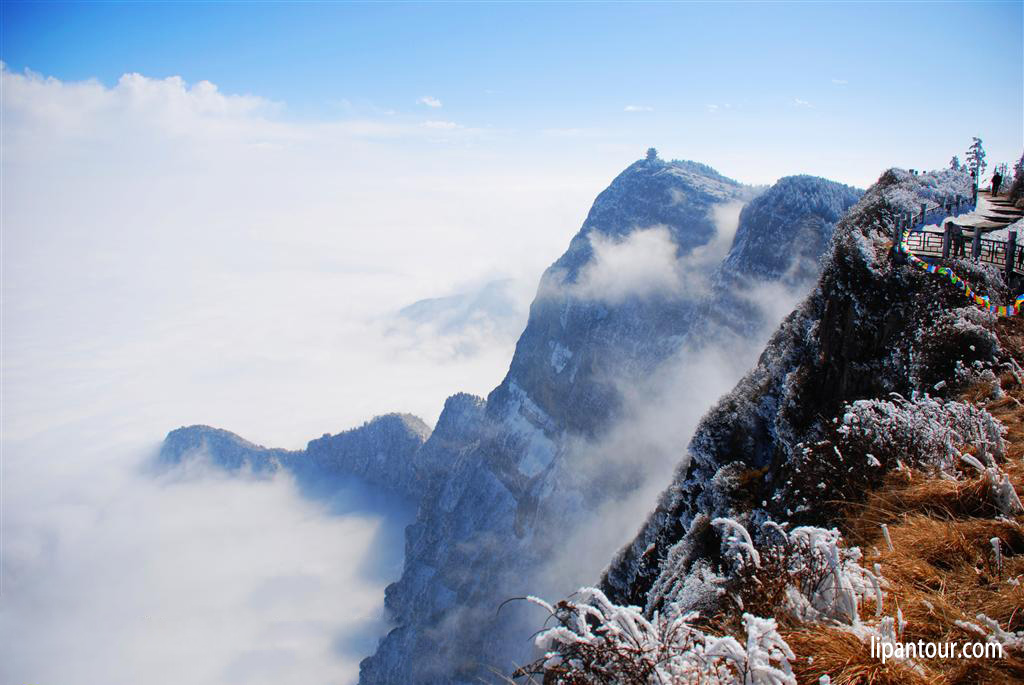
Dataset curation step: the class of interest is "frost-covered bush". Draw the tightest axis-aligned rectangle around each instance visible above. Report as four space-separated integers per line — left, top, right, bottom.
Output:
519 518 886 683
717 520 883 628
837 394 1005 470
882 168 973 214
910 306 1001 390
960 453 1024 516
785 394 1006 514
517 587 796 685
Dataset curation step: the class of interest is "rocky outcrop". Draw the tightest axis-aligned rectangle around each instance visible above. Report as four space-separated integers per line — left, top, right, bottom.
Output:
160 424 296 472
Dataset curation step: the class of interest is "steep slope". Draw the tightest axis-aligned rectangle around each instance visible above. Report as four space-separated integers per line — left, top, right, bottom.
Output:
488 156 752 438
723 174 863 282
690 175 863 346
523 167 1024 685
601 167 988 611
361 156 754 683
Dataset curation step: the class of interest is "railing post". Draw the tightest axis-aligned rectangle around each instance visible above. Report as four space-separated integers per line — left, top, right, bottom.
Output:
942 223 952 259
1008 231 1017 280
972 229 982 262
920 203 927 225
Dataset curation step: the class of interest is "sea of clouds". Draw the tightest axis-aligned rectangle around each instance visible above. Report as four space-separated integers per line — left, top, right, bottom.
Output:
0 66 604 684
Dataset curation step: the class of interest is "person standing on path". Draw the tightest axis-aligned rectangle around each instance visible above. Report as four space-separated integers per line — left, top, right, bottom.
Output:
992 171 1003 196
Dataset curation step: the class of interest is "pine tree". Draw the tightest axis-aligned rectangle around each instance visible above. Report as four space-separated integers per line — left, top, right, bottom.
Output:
950 155 961 170
1010 152 1024 202
965 137 987 179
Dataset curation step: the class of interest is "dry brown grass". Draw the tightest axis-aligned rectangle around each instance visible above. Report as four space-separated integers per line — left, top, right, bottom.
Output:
780 321 1024 685
786 627 932 685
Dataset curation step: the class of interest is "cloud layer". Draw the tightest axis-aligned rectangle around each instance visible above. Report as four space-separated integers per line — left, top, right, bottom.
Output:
570 201 744 304
0 66 603 684
2 440 408 685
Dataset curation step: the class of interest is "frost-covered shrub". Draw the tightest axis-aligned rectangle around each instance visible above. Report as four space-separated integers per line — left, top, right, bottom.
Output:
960 453 1024 516
881 168 972 214
517 587 796 685
718 520 883 628
520 518 886 683
785 395 1006 515
837 394 1005 470
910 306 1000 390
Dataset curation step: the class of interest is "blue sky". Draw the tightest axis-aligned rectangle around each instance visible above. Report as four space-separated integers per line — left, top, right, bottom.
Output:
3 1 1021 186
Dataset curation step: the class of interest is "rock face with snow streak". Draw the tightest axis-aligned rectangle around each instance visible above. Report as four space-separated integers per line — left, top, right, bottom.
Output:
689 175 863 345
600 168 992 616
360 156 760 683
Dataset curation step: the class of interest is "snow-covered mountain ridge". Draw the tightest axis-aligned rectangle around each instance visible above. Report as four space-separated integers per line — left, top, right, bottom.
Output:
160 413 430 498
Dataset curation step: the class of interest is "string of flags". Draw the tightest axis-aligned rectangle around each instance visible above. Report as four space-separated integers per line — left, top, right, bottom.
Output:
897 232 1024 316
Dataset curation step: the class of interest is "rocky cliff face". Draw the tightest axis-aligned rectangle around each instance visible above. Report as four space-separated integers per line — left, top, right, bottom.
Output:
489 157 753 438
600 167 987 616
688 175 863 348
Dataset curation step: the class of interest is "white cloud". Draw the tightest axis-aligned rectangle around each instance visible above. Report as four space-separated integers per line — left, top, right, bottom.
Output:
422 119 460 130
385 279 533 361
569 201 744 303
417 95 442 108
571 227 685 303
0 66 606 683
624 104 653 112
832 78 848 85
794 98 813 108
706 104 720 113
1 437 406 685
